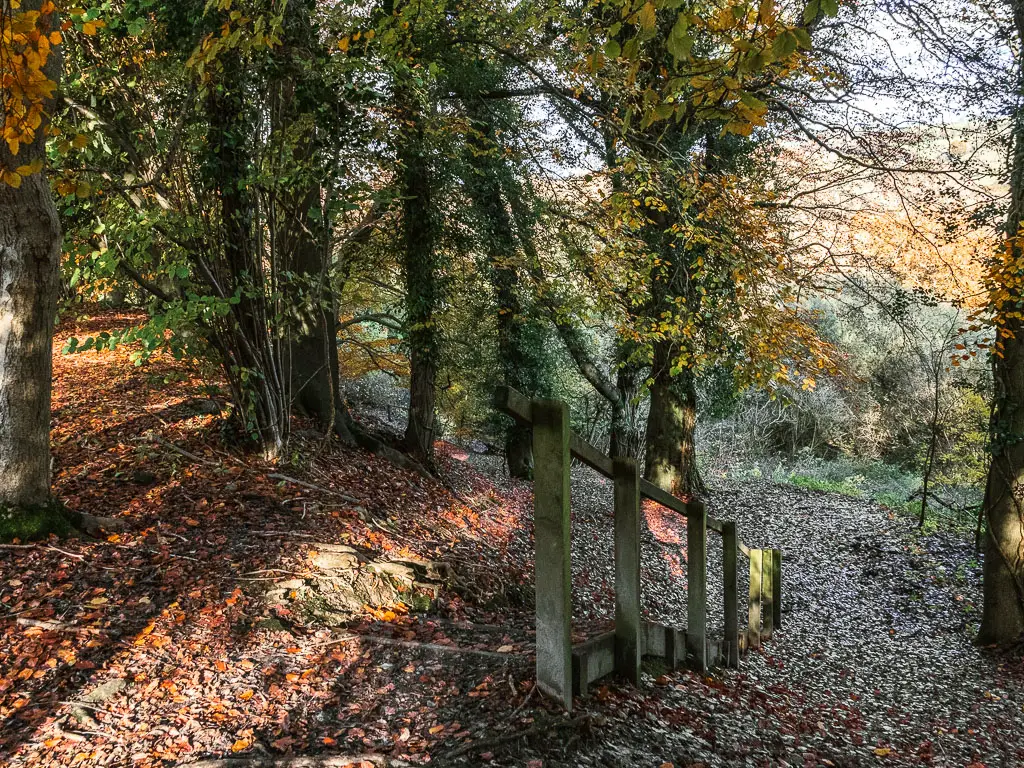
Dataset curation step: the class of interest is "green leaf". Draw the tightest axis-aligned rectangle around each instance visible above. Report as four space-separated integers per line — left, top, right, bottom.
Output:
820 0 839 16
793 27 812 49
803 0 820 24
771 30 799 59
605 39 621 58
667 15 692 62
739 92 768 110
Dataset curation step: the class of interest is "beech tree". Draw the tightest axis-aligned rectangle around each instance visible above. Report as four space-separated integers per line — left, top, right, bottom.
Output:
0 1 63 512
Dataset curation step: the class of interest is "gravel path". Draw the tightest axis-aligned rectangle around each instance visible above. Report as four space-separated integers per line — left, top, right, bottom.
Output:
466 461 1024 767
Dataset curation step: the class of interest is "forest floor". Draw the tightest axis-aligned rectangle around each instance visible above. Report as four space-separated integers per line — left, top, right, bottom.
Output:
1 310 1023 768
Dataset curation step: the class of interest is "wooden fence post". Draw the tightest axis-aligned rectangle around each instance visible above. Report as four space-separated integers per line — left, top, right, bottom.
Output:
761 549 774 641
747 549 763 650
686 499 707 671
531 399 573 710
772 548 782 631
613 458 641 685
722 521 740 668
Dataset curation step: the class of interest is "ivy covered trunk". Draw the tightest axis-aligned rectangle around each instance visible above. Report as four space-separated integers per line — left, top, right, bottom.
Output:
207 66 288 458
980 2 1024 643
274 1 353 443
279 182 351 441
979 322 1024 643
463 107 551 478
610 351 645 461
0 0 61 510
644 343 705 498
399 113 438 464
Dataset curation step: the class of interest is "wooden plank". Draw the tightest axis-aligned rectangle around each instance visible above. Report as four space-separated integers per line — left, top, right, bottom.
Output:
571 632 616 695
532 399 573 710
493 385 532 424
613 458 641 685
772 548 782 630
642 621 667 658
569 433 615 478
722 520 740 669
762 549 774 641
747 549 763 650
686 499 708 671
639 479 690 517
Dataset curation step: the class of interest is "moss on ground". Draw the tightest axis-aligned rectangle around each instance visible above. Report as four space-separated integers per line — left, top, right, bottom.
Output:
0 500 74 542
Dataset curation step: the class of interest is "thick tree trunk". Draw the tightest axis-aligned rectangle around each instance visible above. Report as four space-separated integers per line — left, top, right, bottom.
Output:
280 184 353 442
979 0 1024 644
610 351 644 460
0 1 61 509
399 118 438 464
0 175 61 508
271 6 355 444
644 343 705 498
207 67 287 458
462 109 551 478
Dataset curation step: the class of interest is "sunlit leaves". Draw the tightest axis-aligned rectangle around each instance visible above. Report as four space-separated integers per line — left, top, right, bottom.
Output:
186 0 286 84
593 0 842 135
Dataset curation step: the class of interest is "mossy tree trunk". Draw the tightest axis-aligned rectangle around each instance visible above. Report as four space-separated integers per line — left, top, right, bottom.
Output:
399 107 439 465
463 106 552 478
273 0 354 444
644 345 705 498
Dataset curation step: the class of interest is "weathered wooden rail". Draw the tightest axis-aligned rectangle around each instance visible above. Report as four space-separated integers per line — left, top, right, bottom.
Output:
495 386 782 710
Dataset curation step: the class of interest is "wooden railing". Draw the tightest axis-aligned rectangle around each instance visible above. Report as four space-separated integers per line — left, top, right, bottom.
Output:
495 386 782 710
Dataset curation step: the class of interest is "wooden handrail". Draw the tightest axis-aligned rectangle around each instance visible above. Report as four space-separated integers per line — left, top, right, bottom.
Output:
495 386 777 694
494 386 743 537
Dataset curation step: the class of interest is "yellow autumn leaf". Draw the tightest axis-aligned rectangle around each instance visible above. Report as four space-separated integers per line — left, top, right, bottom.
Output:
638 1 656 31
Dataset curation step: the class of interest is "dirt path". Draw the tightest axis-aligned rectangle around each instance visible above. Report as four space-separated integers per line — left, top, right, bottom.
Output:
494 476 1024 767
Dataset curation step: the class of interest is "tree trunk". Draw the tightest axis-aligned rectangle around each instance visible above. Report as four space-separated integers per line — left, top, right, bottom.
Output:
206 63 288 458
399 113 438 464
0 1 62 509
644 343 705 498
979 0 1024 644
610 349 644 460
462 108 552 478
272 3 355 444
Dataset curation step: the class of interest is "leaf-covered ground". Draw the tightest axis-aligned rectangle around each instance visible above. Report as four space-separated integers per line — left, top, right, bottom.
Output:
1 311 1022 768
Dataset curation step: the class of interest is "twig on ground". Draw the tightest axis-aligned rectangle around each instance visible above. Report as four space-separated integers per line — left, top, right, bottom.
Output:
441 714 591 762
267 473 361 504
0 543 86 559
324 632 530 661
182 754 410 767
150 434 219 466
